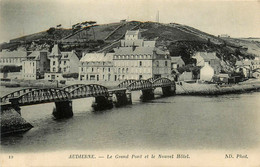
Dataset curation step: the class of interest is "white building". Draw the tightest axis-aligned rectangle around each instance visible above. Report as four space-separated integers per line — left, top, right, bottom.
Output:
44 44 80 80
192 51 221 75
200 62 214 81
171 56 185 69
0 51 29 67
79 53 114 81
22 51 50 80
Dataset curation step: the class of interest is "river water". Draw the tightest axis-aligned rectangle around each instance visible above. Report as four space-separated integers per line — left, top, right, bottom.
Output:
1 86 260 152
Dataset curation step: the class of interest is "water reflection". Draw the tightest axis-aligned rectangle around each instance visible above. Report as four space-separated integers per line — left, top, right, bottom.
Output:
1 90 260 152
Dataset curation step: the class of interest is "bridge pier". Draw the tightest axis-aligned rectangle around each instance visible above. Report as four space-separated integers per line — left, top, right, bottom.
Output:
162 86 175 96
92 96 113 111
1 105 33 135
53 100 73 119
140 89 154 101
112 90 132 107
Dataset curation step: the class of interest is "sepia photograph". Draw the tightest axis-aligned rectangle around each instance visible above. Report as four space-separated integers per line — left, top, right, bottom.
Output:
0 0 260 166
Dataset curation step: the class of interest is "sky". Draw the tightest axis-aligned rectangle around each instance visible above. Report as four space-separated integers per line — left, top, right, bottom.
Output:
0 0 260 43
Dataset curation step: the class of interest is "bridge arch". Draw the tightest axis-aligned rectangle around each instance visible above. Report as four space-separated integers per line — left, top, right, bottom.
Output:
147 77 157 83
70 84 109 99
0 88 38 104
62 84 87 92
152 77 174 88
118 80 136 88
127 80 153 91
11 88 71 106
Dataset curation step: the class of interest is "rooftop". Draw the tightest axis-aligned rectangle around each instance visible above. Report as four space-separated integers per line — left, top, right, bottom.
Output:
0 51 29 58
114 46 168 55
80 53 114 62
50 44 61 56
125 30 140 36
171 56 183 63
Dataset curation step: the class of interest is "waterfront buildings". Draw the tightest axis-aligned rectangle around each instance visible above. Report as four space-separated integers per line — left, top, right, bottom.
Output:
22 51 50 80
235 59 260 78
0 51 29 67
192 51 221 75
200 62 215 81
79 53 114 81
113 30 171 80
44 44 80 80
171 56 185 70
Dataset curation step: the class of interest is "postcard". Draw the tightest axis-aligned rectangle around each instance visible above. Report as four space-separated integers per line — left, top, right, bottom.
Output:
1 0 260 166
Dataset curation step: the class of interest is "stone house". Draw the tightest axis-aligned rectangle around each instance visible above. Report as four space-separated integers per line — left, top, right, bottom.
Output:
79 53 114 81
192 51 221 75
22 51 50 80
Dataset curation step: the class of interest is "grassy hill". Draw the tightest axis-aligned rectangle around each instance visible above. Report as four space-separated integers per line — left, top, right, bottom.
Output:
1 21 259 69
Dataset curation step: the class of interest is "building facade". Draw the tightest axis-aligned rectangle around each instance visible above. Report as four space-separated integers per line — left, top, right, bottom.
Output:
192 52 221 75
0 51 29 67
171 56 185 70
113 30 171 80
235 59 260 78
200 62 215 81
22 51 50 80
45 44 80 80
79 53 114 81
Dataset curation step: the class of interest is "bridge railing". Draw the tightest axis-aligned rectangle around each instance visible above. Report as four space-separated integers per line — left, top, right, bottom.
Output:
0 88 38 104
9 88 71 106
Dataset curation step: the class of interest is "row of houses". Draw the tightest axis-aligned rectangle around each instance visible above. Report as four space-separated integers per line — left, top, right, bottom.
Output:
79 30 171 81
235 59 260 78
0 30 182 81
3 30 258 83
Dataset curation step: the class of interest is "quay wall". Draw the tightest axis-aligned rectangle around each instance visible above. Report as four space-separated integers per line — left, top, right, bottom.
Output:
175 80 260 95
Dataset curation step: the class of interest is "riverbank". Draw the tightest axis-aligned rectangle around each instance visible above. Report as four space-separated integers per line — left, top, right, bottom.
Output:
1 78 260 96
175 79 260 95
1 107 33 136
0 79 121 89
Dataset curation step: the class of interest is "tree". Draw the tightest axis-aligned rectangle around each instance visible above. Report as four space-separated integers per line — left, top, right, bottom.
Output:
47 27 56 35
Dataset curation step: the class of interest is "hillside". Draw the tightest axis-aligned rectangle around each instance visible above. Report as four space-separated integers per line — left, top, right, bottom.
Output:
1 21 259 70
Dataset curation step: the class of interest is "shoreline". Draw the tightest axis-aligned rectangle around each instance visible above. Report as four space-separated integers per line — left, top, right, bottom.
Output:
1 78 260 96
175 79 260 95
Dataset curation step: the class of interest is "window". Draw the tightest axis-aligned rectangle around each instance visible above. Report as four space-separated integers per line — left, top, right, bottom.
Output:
64 68 66 72
53 67 56 72
126 68 128 73
139 61 142 67
156 61 159 67
108 68 110 72
103 68 105 72
53 61 55 65
118 68 121 73
64 61 66 65
92 68 94 72
165 61 168 66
